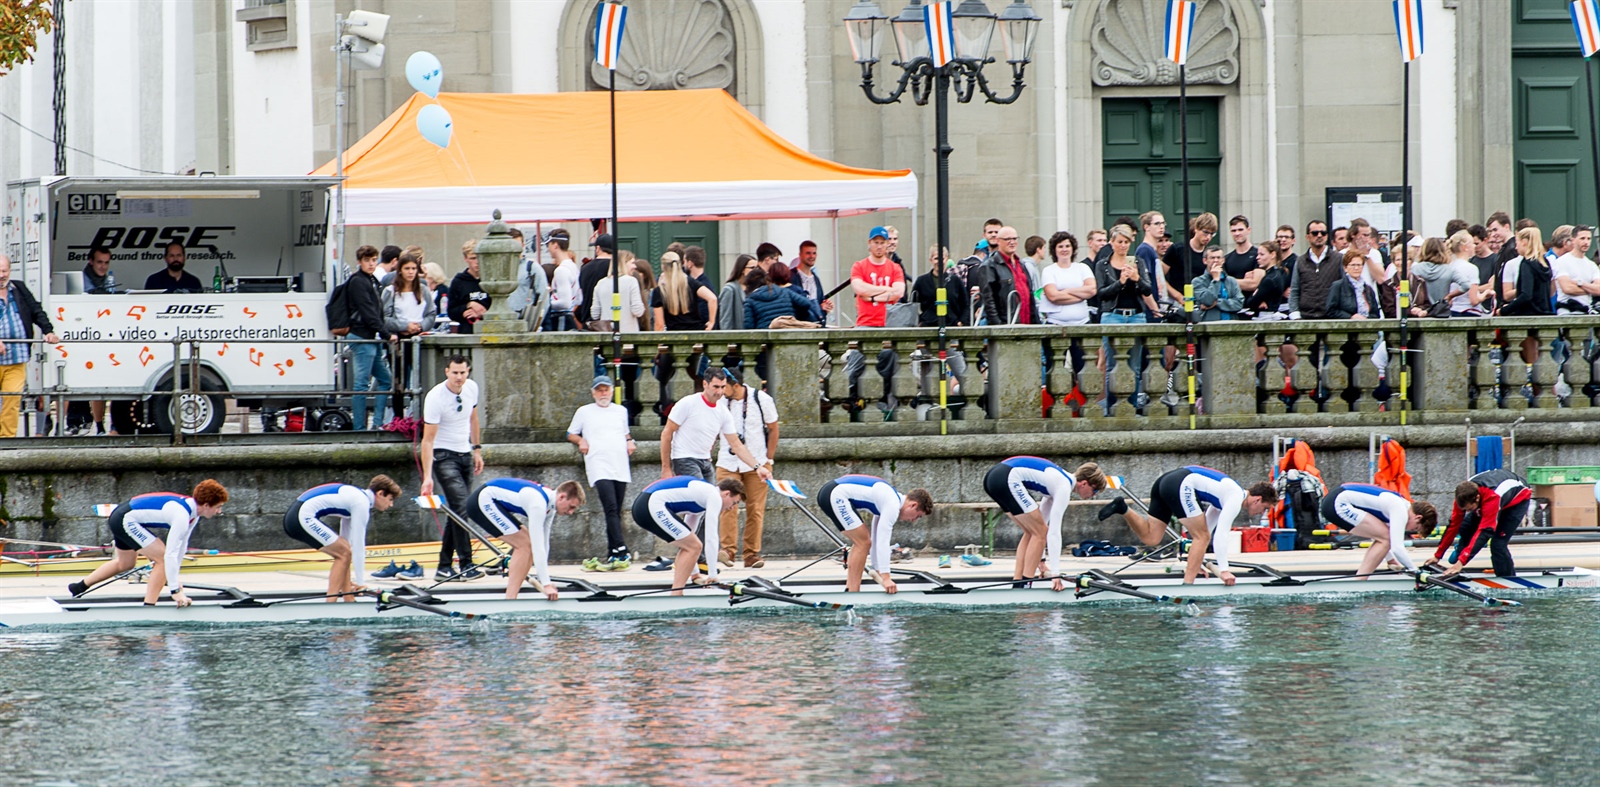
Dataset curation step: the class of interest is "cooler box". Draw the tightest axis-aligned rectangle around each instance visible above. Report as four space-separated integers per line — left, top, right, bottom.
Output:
1270 528 1297 551
1241 527 1271 553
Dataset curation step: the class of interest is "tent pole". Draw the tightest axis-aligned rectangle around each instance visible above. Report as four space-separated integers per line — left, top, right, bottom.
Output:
832 212 840 328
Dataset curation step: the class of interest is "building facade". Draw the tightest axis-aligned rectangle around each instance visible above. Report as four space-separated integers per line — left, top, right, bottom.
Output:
0 0 1578 286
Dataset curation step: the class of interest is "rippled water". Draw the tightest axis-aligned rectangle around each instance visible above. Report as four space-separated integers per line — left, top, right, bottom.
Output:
4 595 1599 786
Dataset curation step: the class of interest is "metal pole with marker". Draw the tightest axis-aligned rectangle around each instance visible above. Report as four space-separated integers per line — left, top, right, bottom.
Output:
1392 0 1425 426
1166 0 1198 429
596 3 629 404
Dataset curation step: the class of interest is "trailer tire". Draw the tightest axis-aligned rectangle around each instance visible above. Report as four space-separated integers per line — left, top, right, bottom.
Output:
150 381 227 435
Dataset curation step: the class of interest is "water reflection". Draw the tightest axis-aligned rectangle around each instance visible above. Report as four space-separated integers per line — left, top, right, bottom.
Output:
3 598 1600 785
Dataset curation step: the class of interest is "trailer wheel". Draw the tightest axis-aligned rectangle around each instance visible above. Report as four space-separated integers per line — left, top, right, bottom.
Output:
150 381 227 435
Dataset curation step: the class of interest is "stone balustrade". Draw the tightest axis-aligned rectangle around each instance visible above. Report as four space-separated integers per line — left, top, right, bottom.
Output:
421 317 1600 442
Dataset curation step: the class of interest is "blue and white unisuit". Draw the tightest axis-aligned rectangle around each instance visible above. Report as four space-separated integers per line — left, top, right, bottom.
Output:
469 478 555 586
987 457 1079 573
287 484 374 584
1149 465 1246 571
1325 483 1417 571
108 493 199 595
636 476 724 579
818 475 907 574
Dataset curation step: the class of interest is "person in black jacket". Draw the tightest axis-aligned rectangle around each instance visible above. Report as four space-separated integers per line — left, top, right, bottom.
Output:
0 255 58 437
1325 251 1382 319
447 239 491 333
346 245 391 430
913 246 970 327
143 242 204 293
1497 226 1555 316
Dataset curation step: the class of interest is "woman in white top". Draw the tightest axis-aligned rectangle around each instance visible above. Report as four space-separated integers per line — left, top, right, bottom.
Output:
1038 231 1097 326
382 255 438 417
589 252 647 332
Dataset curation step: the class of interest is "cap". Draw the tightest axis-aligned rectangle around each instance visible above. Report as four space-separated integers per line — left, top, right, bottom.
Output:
591 375 613 390
543 229 569 245
868 226 890 240
595 233 616 253
975 239 990 251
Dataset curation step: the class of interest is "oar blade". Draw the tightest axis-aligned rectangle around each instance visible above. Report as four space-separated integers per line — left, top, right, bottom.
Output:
767 479 806 499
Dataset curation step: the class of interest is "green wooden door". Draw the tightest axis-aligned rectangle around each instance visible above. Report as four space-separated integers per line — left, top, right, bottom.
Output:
1512 0 1598 230
1101 97 1221 245
615 221 721 283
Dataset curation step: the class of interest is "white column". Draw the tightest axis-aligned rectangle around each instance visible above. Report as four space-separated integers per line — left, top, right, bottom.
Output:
1419 0 1458 236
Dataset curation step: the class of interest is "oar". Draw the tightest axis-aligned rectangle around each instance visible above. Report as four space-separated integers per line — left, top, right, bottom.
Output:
767 479 891 587
724 582 854 611
1409 570 1522 607
372 589 491 620
415 496 512 562
1074 574 1194 605
72 563 153 597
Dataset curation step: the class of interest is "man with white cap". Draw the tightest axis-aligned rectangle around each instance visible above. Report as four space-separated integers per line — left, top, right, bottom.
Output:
568 375 636 571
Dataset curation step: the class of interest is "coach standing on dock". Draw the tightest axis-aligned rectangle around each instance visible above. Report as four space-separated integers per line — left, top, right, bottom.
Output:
418 354 484 580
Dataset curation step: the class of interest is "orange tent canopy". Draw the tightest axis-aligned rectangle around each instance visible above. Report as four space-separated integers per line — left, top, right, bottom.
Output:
312 89 917 226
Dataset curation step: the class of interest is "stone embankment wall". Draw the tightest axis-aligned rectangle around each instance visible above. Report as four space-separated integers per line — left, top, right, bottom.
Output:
1 422 1593 563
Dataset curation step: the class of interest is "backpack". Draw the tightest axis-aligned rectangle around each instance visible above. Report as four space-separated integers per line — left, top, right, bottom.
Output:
325 278 353 337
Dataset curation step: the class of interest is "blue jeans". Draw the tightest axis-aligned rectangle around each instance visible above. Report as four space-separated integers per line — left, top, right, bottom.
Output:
350 340 393 430
1100 311 1148 379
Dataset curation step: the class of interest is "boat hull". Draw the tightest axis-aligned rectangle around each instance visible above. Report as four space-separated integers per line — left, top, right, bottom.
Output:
1 568 1592 629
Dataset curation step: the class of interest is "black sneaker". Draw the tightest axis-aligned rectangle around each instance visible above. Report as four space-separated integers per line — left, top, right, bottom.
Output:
643 556 674 572
1097 498 1128 521
457 568 485 580
433 568 454 581
67 580 88 597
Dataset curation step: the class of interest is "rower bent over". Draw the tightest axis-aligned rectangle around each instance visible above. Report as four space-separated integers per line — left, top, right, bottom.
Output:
983 457 1106 591
1320 483 1437 578
1425 470 1532 577
284 476 401 601
632 476 744 595
1105 466 1274 585
468 478 584 600
69 481 230 606
817 475 933 594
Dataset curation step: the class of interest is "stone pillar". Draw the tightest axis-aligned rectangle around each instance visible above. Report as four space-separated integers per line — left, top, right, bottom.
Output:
988 329 1041 422
1203 326 1258 417
475 210 523 334
1416 325 1467 412
770 333 821 429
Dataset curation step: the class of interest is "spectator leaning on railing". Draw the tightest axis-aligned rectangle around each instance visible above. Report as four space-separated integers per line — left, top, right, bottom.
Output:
1191 247 1242 322
852 226 905 327
745 263 821 329
448 239 490 334
1326 250 1382 320
718 254 753 331
1498 226 1554 316
654 251 717 332
346 245 392 431
0 255 56 438
1554 224 1600 314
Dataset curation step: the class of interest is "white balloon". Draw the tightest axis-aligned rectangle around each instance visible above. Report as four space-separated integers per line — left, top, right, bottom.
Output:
416 104 452 149
405 51 444 98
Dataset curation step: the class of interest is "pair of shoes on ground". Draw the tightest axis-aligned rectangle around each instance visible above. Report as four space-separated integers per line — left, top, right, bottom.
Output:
581 555 633 572
370 560 425 580
433 566 485 581
959 553 992 567
717 549 766 569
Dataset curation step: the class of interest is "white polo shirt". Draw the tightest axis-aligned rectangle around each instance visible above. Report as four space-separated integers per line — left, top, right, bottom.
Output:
423 379 478 452
667 392 734 461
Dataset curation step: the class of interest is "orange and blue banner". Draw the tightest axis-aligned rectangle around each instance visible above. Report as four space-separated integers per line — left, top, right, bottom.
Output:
1573 0 1600 58
594 3 628 71
924 1 955 67
1393 0 1424 62
1164 0 1197 66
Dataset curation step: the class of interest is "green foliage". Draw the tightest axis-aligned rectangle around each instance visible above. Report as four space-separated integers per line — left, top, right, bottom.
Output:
0 0 55 75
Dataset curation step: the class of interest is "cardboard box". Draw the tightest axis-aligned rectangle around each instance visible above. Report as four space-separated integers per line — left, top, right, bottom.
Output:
1554 505 1599 529
1535 484 1600 528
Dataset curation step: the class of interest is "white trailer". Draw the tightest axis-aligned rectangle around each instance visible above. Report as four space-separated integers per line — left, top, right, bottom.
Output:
3 176 342 434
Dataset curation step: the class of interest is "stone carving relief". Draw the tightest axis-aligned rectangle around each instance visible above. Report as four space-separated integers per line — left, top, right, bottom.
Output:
586 0 736 93
1090 0 1239 87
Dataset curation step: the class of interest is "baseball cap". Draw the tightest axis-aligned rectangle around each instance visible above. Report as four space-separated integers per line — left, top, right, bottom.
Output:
590 375 613 390
595 233 616 253
869 226 890 240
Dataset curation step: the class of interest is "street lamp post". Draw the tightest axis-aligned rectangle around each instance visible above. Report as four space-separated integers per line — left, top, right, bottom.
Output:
844 0 1040 434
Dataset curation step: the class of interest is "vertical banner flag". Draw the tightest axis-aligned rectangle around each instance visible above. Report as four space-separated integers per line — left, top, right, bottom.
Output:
594 3 628 70
1165 0 1197 66
1393 0 1424 62
925 1 955 67
1574 0 1600 58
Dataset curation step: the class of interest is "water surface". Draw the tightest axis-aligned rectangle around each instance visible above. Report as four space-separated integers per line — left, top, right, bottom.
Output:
3 595 1596 786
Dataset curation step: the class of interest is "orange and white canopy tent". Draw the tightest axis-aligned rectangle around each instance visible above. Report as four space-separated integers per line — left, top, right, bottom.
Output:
313 88 917 226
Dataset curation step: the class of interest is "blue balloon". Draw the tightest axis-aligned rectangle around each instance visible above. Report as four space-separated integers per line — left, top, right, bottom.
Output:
405 51 444 98
417 104 453 149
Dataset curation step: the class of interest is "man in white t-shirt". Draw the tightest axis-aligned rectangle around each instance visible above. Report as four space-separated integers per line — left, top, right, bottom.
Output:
568 375 636 570
659 368 771 484
1555 225 1600 314
714 369 779 568
418 354 484 579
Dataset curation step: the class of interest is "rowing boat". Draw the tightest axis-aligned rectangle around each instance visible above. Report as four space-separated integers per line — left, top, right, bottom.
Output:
1 565 1593 629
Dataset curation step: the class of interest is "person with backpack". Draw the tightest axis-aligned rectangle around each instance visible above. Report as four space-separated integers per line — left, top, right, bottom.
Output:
332 245 391 431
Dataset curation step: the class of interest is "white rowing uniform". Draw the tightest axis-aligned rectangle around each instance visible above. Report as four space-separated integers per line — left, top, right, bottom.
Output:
117 493 199 596
293 484 374 584
1327 483 1417 571
470 478 555 587
1175 466 1245 573
999 456 1077 574
824 475 907 575
640 476 723 580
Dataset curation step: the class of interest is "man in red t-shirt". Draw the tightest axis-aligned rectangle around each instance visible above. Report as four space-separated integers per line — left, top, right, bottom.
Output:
851 226 906 327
